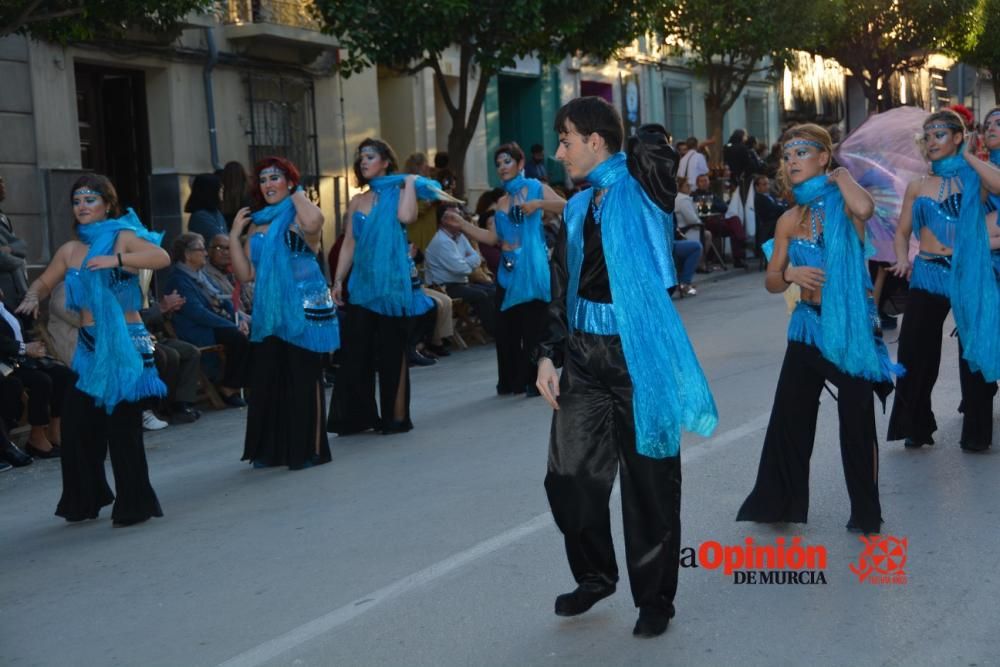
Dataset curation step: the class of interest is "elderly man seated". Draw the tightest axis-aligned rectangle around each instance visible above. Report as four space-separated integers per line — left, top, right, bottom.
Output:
203 233 252 317
424 205 496 336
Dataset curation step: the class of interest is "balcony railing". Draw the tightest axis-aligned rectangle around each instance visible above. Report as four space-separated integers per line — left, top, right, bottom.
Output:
222 0 323 32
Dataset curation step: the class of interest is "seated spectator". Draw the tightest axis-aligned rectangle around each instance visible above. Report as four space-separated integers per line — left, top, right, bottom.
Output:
0 174 29 312
675 178 714 272
692 174 747 268
203 233 253 317
186 173 227 241
46 281 78 366
753 174 788 248
673 223 702 298
404 153 439 251
425 206 496 336
164 232 249 407
407 244 438 366
0 293 72 458
524 144 549 182
691 174 727 214
141 290 202 424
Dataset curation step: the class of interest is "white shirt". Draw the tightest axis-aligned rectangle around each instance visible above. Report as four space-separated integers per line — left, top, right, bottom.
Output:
0 302 24 355
674 193 702 236
424 229 482 285
678 151 709 191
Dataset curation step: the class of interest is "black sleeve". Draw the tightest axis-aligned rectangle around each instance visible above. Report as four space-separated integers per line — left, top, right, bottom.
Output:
533 220 569 368
0 329 21 359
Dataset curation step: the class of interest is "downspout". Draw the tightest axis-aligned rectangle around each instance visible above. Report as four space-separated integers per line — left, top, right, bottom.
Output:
203 26 222 171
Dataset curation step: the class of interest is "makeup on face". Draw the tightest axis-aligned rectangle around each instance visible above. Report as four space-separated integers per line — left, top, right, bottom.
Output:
72 188 109 223
495 152 519 179
259 168 291 203
923 124 961 158
781 140 825 183
358 147 387 177
984 113 1000 148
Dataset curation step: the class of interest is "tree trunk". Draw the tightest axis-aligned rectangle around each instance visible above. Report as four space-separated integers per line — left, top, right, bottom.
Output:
993 69 1000 105
705 102 725 168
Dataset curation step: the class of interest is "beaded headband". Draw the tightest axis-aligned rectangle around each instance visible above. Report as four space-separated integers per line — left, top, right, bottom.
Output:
783 139 824 151
924 122 963 132
259 166 286 177
495 152 514 162
358 146 381 158
72 189 102 197
984 110 1000 124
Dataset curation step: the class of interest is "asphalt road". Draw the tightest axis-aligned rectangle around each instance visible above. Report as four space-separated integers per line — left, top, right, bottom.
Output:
2 270 998 667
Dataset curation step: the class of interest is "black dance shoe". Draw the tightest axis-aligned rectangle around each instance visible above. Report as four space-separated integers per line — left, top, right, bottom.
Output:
846 519 882 535
903 437 933 449
1 442 32 467
170 403 200 424
960 441 991 453
26 442 60 459
632 606 673 638
407 349 436 367
554 583 615 617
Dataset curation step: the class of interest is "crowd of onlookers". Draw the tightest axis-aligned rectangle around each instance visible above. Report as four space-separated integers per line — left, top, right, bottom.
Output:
0 126 794 472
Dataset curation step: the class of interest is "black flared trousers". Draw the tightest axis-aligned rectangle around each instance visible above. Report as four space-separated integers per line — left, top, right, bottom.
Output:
544 331 681 613
737 341 882 532
887 287 997 448
243 336 331 469
494 288 546 394
56 386 162 524
328 305 411 434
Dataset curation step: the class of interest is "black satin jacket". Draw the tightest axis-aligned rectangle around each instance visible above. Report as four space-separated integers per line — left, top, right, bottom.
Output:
534 204 612 368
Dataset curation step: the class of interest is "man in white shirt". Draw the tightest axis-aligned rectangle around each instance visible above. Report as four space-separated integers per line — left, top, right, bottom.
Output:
425 206 496 335
676 137 709 192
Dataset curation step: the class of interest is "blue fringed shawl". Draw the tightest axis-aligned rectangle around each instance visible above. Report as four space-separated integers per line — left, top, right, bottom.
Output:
565 153 717 458
500 174 550 310
75 209 164 412
935 154 1000 380
349 175 450 316
250 189 310 345
989 150 1000 213
792 175 883 380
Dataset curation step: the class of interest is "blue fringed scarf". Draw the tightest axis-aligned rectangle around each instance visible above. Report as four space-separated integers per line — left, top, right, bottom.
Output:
250 189 307 344
792 175 883 380
75 209 164 411
350 175 450 315
565 153 717 458
500 173 550 310
935 154 1000 380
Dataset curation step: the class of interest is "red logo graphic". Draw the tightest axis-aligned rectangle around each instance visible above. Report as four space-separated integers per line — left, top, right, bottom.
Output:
849 535 908 585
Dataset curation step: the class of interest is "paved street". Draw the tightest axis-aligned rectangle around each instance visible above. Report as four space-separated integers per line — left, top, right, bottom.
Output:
3 271 999 667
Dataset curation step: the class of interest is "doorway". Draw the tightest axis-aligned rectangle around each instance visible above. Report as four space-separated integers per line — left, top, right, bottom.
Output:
75 64 153 224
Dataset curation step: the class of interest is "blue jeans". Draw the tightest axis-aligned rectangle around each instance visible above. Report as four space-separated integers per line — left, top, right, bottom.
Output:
673 240 702 284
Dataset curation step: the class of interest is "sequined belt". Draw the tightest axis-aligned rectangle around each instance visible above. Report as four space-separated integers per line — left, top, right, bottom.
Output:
910 254 951 298
572 297 618 335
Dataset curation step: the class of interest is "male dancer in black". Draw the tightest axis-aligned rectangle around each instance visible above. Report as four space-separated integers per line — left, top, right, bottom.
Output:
535 97 717 638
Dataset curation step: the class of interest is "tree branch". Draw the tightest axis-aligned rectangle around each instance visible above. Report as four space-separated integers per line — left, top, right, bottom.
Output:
429 57 459 119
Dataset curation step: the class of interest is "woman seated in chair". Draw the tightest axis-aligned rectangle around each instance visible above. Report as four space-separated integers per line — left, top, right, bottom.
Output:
164 232 249 407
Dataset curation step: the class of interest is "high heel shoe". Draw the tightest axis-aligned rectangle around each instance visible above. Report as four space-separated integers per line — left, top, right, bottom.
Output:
26 442 61 459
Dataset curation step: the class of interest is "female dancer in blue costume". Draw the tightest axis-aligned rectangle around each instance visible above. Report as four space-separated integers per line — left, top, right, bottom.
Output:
983 108 1000 274
329 138 454 435
737 124 897 535
229 156 339 469
887 109 1000 453
459 142 565 395
535 98 716 637
17 175 170 526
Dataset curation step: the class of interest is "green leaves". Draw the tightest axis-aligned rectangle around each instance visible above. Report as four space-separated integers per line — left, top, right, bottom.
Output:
1 0 215 42
313 0 652 79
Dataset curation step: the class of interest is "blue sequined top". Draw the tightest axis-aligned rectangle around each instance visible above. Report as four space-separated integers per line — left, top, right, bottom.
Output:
493 208 543 290
64 267 142 314
912 193 961 248
787 237 824 270
250 226 337 351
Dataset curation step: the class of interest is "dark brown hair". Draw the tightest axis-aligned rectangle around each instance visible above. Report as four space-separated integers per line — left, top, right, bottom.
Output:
554 96 624 154
70 174 123 219
494 142 525 164
353 138 399 187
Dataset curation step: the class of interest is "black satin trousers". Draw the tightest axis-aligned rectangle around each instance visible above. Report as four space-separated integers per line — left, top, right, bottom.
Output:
544 331 681 613
737 341 882 533
887 287 997 448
